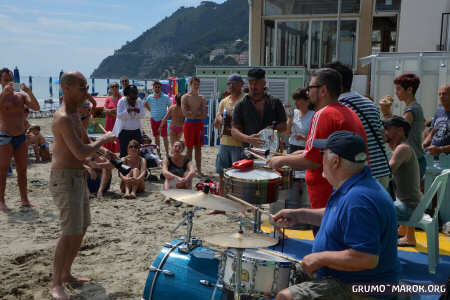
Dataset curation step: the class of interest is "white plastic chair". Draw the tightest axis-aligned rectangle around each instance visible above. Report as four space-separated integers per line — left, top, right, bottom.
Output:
398 169 450 274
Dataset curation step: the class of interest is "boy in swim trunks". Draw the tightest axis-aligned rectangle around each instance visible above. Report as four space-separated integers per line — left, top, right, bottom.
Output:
181 77 207 176
28 124 51 162
160 93 185 150
0 67 40 210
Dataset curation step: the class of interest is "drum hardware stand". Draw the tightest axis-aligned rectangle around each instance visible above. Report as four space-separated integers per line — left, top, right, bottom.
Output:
175 185 212 253
232 247 244 300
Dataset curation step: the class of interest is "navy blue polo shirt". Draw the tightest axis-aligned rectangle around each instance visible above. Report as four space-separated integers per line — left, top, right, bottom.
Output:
313 167 400 285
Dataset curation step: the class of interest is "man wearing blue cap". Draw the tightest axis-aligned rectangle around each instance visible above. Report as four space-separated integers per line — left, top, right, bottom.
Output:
273 131 399 300
214 74 245 197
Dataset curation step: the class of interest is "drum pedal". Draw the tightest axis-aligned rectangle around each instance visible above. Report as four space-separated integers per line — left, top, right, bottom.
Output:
149 265 174 276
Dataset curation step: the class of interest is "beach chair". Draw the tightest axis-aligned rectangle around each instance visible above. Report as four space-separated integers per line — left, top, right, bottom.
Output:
398 169 450 274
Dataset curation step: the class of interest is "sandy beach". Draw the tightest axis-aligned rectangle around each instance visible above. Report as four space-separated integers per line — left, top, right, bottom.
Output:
0 116 239 300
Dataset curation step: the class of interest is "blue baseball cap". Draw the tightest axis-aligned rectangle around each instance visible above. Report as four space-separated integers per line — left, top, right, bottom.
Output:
227 73 243 83
313 131 367 163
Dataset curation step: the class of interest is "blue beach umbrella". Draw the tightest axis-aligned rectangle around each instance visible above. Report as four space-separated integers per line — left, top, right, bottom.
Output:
49 77 53 99
58 70 63 98
91 78 95 94
106 78 110 94
144 80 148 94
28 76 32 91
13 67 20 91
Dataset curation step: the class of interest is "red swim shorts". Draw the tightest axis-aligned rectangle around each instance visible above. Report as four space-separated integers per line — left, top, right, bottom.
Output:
150 118 168 137
183 121 204 147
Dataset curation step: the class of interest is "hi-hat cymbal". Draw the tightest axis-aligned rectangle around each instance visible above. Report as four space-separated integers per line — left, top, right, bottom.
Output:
204 232 278 248
160 189 247 212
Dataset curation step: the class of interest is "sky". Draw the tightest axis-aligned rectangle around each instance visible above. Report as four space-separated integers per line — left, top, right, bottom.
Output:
0 0 227 78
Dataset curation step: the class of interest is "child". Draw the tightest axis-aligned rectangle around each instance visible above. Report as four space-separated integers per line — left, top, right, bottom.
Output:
120 140 147 199
28 125 51 162
160 93 185 149
140 135 162 168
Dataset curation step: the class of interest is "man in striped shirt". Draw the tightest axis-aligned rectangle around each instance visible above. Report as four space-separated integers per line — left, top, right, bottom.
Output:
326 62 391 190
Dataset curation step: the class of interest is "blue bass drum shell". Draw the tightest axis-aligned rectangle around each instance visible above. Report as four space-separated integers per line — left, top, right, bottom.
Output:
142 239 223 300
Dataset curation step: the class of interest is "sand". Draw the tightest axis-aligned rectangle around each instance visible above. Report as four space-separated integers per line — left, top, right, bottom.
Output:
0 116 241 300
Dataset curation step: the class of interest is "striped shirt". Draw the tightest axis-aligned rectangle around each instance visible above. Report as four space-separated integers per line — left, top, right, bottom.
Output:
339 91 391 179
146 93 171 121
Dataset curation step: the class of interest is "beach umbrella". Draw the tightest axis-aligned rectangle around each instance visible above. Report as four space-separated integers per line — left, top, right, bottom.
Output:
28 76 32 91
106 78 110 94
91 78 95 94
144 80 147 94
58 70 63 98
49 77 53 99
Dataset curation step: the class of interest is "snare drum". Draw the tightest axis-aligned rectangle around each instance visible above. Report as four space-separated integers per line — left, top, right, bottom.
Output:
220 248 294 297
224 168 281 204
142 240 222 300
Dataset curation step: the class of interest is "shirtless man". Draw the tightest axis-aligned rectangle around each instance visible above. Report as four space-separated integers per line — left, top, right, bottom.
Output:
0 67 40 210
160 93 185 148
49 71 115 300
181 77 207 175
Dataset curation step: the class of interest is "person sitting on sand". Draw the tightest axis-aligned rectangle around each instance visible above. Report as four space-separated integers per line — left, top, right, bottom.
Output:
140 134 162 168
161 140 195 205
84 154 113 199
120 139 147 199
27 124 51 162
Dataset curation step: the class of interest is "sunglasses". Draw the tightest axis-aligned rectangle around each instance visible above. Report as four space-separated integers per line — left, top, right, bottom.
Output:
306 85 322 91
79 85 89 91
121 80 129 83
128 145 139 149
110 85 119 88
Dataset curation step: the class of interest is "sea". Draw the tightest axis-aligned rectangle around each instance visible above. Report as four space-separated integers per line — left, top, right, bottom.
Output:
1 76 151 108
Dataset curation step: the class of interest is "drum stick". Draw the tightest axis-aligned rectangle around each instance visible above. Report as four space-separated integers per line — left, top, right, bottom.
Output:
245 149 267 162
259 249 302 264
226 194 274 219
98 123 106 133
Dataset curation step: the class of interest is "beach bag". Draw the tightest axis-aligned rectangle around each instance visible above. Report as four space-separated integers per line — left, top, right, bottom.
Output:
196 179 219 195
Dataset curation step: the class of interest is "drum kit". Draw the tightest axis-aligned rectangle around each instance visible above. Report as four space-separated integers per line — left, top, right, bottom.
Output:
141 127 305 300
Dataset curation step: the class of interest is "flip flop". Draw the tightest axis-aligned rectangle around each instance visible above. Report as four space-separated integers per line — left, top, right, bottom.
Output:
31 180 48 186
398 241 416 247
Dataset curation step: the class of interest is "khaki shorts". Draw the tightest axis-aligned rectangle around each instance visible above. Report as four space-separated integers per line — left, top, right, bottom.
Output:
49 169 90 236
288 264 378 300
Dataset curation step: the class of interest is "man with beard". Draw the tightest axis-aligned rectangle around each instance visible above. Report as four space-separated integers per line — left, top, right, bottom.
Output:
268 69 367 231
231 68 287 148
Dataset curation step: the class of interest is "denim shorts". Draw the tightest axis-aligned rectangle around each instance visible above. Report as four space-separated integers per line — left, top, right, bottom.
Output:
216 145 242 174
394 199 414 221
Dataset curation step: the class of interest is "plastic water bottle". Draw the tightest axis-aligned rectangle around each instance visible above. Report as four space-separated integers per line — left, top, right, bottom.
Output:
13 66 20 92
443 222 450 236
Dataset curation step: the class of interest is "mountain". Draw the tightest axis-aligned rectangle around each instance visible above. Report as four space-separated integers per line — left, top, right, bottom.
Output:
91 0 249 79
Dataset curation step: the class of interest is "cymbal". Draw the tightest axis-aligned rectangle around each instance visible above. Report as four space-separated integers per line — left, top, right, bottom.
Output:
160 189 247 212
204 232 278 248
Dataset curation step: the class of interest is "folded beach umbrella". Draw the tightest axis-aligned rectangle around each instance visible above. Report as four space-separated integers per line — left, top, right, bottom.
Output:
106 78 110 94
49 77 53 99
91 78 95 94
58 70 63 98
28 76 32 91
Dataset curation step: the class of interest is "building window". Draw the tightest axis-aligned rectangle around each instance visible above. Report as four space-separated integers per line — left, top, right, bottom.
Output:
265 0 360 16
276 21 309 66
264 20 275 66
265 19 357 69
375 0 401 13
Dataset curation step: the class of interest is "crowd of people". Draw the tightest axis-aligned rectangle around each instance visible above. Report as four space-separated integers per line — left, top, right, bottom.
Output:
1 63 449 300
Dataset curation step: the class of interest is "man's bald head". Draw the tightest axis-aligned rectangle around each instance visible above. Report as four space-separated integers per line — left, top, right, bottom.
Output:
60 71 85 88
439 84 450 111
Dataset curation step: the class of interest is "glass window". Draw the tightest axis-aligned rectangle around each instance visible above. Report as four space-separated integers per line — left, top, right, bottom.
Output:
375 0 401 12
276 21 309 66
310 20 357 68
265 0 360 16
264 20 275 66
339 20 357 67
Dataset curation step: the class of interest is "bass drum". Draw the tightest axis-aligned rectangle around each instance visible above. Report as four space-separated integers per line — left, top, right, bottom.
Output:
142 240 223 300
